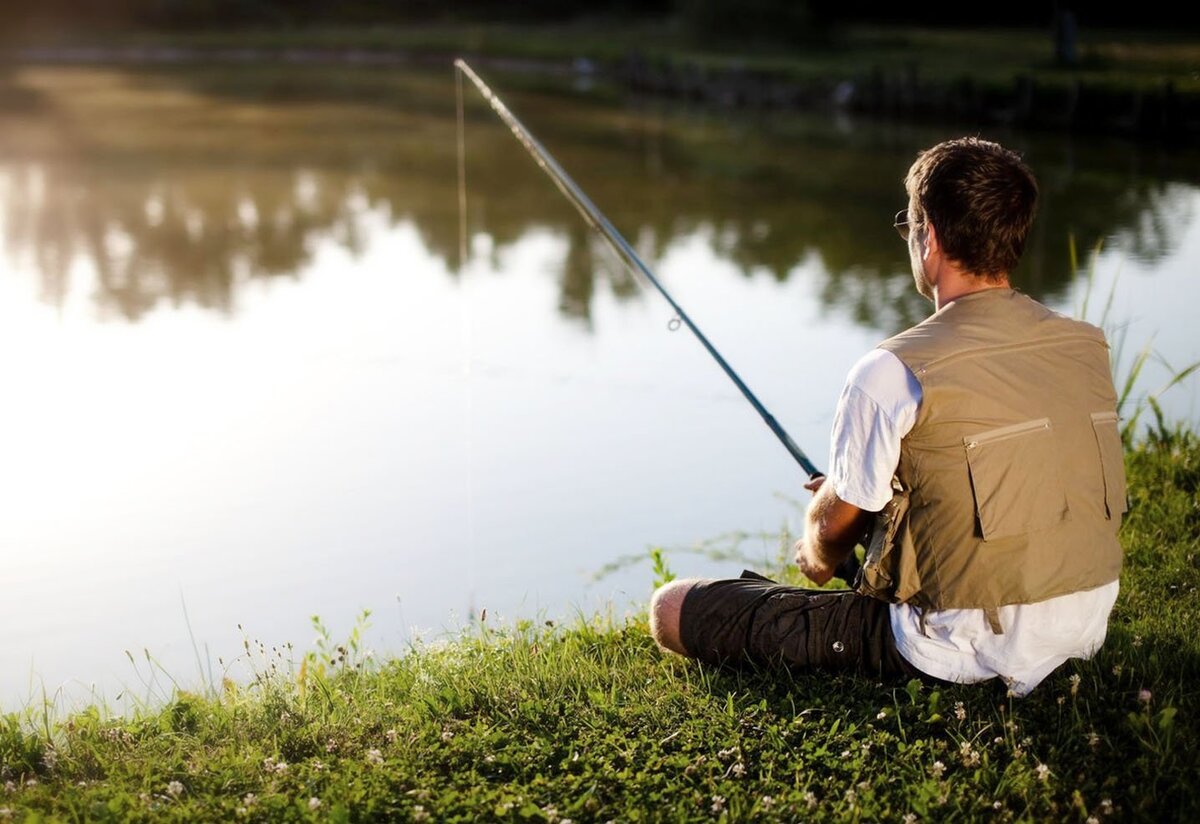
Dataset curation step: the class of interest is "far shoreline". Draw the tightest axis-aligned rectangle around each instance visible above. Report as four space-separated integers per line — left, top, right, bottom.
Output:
5 24 1200 143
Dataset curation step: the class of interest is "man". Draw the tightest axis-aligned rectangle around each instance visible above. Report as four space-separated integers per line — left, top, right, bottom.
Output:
650 137 1126 695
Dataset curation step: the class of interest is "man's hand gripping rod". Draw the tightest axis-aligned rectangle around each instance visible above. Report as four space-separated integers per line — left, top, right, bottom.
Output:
455 59 822 480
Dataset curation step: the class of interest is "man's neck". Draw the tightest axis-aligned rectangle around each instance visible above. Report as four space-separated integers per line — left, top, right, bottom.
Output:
934 272 1011 310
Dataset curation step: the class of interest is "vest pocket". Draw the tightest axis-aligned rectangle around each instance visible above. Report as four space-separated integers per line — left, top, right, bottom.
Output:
963 418 1070 541
1091 411 1128 518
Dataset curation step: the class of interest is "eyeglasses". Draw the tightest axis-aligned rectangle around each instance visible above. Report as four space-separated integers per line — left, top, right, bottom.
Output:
893 209 910 241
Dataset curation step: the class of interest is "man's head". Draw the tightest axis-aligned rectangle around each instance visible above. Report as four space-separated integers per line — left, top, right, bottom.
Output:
903 137 1038 295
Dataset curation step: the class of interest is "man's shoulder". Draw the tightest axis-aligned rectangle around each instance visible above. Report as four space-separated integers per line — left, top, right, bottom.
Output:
879 289 1109 369
844 349 922 414
848 348 912 388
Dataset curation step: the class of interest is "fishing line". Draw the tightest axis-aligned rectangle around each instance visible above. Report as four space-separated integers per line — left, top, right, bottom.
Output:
456 67 469 271
456 71 479 619
454 59 822 479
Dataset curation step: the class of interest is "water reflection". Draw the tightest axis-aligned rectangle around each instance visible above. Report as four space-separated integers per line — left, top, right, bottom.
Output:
2 64 1200 332
2 64 1199 710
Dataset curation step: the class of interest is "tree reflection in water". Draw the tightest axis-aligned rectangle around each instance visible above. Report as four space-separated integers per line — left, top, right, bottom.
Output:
2 64 1199 332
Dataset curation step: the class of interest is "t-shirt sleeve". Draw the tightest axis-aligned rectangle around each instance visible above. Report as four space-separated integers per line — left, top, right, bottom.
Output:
827 349 922 512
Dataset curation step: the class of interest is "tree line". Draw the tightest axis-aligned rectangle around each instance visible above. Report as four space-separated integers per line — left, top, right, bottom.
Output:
4 2 1196 40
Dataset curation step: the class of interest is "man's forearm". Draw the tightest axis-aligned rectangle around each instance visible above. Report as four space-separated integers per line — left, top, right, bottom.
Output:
801 529 857 570
796 483 871 584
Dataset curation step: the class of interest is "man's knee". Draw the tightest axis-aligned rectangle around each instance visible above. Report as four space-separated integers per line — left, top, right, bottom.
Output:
649 578 702 656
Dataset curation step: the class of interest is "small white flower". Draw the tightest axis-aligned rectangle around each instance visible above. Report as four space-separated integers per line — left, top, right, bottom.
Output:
731 762 746 778
1112 664 1123 676
441 730 455 742
42 748 57 770
1086 817 1099 824
1057 695 1066 705
541 804 559 822
1087 731 1101 748
931 760 946 778
326 738 340 753
308 798 322 810
840 749 851 758
760 796 775 809
1100 798 1113 813
1133 635 1143 647
903 815 918 824
993 737 1004 745
1138 689 1152 704
23 780 36 788
1069 673 1082 696
242 793 258 807
954 701 966 721
876 710 887 720
166 781 184 797
311 760 325 771
710 795 726 814
804 790 818 809
385 729 398 744
1035 762 1051 781
993 800 1004 810
959 741 980 768
717 747 737 762
413 804 430 822
844 789 858 804
366 748 384 766
861 741 871 755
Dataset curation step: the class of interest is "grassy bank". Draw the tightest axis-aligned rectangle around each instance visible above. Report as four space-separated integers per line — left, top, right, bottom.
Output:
13 23 1200 94
2 427 1199 822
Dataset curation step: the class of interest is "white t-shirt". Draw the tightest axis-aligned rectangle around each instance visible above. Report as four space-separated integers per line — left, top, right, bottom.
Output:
829 348 1118 696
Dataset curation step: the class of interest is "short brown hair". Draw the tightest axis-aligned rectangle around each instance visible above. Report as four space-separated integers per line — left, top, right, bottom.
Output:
904 137 1038 279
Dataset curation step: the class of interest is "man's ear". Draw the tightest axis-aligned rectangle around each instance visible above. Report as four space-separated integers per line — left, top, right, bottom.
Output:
922 222 940 257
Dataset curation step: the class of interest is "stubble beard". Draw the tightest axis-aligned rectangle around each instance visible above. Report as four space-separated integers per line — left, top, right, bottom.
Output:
910 248 934 301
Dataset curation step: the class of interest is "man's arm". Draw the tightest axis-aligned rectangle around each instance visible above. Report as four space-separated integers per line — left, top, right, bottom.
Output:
795 476 872 586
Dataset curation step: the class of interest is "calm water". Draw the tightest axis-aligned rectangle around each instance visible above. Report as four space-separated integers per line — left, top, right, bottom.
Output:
2 65 1198 709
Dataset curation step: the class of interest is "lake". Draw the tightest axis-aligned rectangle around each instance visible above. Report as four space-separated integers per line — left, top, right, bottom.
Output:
2 63 1198 710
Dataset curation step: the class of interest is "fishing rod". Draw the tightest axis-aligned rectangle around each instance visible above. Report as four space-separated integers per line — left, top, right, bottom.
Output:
454 59 822 480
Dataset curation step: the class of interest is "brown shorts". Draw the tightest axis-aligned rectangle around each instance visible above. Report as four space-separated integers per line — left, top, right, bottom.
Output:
678 571 925 680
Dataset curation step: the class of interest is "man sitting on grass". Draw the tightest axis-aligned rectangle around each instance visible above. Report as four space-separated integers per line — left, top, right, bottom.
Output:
650 137 1126 696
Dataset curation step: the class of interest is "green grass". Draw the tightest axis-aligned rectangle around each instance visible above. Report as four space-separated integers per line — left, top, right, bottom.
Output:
1 428 1198 822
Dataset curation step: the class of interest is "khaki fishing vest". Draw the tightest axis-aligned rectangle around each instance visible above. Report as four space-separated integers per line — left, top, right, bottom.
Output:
860 288 1125 621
